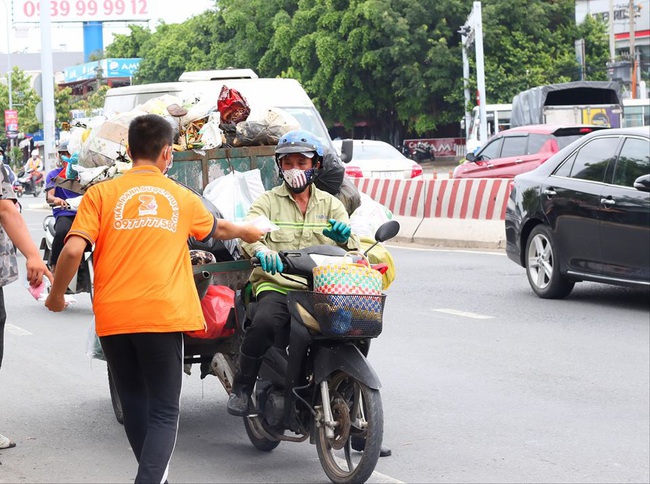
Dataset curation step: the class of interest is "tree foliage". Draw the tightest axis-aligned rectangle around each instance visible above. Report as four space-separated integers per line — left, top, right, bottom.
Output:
98 0 611 140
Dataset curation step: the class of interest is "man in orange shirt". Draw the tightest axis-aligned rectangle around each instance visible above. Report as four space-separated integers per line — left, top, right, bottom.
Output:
45 114 264 483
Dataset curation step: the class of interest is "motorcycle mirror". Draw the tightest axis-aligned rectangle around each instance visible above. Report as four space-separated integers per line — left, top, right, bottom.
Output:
339 139 354 163
374 220 400 243
363 220 400 257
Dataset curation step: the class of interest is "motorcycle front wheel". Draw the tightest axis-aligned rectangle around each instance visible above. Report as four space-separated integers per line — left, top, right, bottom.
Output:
315 371 383 484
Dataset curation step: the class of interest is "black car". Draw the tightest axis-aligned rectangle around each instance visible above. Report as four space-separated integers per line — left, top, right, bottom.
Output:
505 127 650 298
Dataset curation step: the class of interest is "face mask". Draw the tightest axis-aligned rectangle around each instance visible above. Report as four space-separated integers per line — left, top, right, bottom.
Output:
162 147 173 175
282 168 316 193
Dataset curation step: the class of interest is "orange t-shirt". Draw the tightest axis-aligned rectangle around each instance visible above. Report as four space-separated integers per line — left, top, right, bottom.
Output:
67 166 216 337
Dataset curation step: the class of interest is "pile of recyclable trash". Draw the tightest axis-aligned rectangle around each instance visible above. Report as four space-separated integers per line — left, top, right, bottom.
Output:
59 85 300 194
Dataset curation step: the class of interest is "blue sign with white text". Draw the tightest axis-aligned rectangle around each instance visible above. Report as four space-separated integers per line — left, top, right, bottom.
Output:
63 58 141 83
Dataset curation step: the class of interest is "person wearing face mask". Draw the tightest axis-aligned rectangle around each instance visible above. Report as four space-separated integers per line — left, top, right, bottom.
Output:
45 114 265 483
227 129 361 411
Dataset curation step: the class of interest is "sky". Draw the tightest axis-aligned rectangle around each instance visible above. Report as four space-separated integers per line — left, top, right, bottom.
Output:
0 0 215 54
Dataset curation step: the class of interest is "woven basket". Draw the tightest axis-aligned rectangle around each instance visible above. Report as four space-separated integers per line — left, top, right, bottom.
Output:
312 252 382 296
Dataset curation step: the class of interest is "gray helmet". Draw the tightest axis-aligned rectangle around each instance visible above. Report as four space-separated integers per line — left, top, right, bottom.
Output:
58 140 70 153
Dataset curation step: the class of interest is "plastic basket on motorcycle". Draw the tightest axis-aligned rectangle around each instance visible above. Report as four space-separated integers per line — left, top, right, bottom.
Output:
303 292 386 338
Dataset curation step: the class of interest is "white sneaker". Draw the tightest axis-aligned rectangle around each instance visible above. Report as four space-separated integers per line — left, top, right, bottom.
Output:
0 433 16 449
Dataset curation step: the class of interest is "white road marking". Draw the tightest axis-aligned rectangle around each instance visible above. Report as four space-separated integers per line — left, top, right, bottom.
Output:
333 456 405 483
385 243 505 256
434 308 495 319
5 323 32 335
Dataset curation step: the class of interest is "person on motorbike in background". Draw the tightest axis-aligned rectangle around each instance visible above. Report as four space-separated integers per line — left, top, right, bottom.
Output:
45 141 81 274
23 149 43 193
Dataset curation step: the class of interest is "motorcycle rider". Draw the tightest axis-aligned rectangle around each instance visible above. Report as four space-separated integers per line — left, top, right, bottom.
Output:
44 141 80 274
23 149 43 193
228 130 392 456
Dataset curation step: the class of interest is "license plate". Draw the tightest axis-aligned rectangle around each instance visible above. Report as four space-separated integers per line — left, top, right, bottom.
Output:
372 171 401 179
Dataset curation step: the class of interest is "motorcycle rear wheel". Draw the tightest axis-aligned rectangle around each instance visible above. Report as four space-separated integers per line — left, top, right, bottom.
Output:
243 416 281 452
315 372 383 484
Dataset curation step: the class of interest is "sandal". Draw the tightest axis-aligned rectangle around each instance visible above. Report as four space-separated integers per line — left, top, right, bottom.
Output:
0 433 16 449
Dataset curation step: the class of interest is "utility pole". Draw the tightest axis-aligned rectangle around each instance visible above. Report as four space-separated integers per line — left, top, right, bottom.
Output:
608 0 615 62
629 0 636 98
459 1 487 148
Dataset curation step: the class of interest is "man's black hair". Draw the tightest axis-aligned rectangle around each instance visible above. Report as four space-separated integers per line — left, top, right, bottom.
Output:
128 114 173 162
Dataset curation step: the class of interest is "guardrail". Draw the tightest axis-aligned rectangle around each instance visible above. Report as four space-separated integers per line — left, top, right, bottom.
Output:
352 177 513 221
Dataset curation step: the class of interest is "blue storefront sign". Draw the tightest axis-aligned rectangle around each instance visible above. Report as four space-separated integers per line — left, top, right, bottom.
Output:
63 58 142 83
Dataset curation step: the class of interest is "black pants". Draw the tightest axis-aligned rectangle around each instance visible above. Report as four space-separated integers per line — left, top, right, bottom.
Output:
51 215 75 267
100 332 183 484
241 291 290 358
0 287 6 369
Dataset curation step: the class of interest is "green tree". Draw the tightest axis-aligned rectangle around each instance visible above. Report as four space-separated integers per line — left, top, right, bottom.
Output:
0 67 40 135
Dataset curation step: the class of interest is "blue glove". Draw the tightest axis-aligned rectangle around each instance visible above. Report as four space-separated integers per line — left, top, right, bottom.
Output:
323 219 351 244
255 250 284 275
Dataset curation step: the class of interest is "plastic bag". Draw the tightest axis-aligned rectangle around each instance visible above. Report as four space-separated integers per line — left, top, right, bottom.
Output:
217 85 251 124
187 191 241 261
335 176 361 215
350 193 393 238
78 110 147 168
185 285 235 339
203 170 265 222
315 147 345 195
233 107 300 146
86 318 106 361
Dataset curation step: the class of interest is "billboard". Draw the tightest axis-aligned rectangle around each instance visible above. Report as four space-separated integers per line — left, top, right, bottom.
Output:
4 110 18 139
62 58 141 83
13 0 152 23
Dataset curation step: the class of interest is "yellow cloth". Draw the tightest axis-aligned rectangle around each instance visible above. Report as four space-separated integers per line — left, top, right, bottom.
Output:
359 237 396 290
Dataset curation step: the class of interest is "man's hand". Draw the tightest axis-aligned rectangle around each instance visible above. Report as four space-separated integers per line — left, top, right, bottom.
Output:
239 224 265 243
323 219 351 244
45 292 67 312
25 255 53 288
255 249 284 275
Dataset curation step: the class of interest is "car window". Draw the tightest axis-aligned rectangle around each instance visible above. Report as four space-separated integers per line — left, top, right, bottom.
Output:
500 136 528 157
568 137 618 182
527 134 551 154
478 137 503 160
555 135 583 150
612 137 650 188
352 143 404 161
554 151 577 177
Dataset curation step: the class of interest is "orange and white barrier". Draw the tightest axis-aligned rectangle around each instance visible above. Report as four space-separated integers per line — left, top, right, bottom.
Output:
351 177 513 221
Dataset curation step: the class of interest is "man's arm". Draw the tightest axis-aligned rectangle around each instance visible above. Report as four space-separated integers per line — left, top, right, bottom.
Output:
212 219 264 244
45 235 86 312
0 199 53 287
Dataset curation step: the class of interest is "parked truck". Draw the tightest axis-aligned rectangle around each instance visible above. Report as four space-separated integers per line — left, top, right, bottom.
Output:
510 80 623 129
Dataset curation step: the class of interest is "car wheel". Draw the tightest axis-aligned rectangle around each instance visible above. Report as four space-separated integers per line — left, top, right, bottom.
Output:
525 225 574 299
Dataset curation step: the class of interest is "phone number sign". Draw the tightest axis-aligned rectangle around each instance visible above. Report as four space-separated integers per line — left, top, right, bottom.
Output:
13 0 151 23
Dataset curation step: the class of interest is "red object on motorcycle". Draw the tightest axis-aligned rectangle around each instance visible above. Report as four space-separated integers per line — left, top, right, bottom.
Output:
185 285 235 340
371 263 389 274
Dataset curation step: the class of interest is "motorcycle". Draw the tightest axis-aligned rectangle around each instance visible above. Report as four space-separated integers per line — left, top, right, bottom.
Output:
106 219 399 483
241 219 399 483
16 168 44 197
40 199 94 298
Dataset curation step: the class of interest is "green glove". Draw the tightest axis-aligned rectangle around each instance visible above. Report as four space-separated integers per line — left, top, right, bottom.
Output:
255 249 284 275
323 219 351 244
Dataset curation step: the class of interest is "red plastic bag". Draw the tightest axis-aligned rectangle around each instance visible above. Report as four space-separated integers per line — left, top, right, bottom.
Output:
185 285 235 339
217 85 251 124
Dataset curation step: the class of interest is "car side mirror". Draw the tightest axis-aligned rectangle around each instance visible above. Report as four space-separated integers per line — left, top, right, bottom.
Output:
466 152 476 162
339 139 354 163
633 174 650 192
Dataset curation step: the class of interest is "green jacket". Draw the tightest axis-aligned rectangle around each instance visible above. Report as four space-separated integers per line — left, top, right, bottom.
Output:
241 183 360 296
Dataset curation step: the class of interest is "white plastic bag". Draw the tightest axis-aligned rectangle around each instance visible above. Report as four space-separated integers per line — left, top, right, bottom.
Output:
85 318 105 361
203 170 265 222
350 193 393 238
